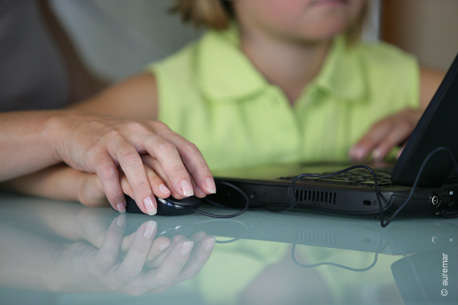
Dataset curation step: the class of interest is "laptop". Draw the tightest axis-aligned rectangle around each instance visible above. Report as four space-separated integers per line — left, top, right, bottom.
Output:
211 52 458 219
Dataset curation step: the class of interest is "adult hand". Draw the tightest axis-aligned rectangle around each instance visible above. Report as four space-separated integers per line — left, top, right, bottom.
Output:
49 110 216 214
56 215 215 295
349 108 423 162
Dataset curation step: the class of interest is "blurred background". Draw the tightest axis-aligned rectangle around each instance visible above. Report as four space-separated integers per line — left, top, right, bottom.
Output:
50 0 458 82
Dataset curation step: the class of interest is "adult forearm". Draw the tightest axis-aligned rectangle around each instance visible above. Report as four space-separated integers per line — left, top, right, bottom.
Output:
0 108 216 215
0 111 63 181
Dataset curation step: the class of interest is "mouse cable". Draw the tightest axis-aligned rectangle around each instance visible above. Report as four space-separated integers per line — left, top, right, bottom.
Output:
287 147 458 228
379 146 458 227
190 181 250 218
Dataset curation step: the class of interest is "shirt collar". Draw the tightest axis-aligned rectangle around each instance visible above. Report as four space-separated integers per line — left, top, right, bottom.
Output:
198 26 366 102
198 24 267 101
312 35 367 102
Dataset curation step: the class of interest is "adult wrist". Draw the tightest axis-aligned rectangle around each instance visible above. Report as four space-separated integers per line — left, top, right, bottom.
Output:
42 110 80 165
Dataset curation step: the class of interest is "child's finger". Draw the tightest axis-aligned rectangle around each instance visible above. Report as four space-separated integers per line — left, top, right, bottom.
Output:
372 121 413 161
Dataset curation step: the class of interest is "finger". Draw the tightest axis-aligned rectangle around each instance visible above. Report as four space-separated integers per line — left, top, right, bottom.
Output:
108 139 157 216
78 208 114 248
116 221 157 280
77 172 110 207
144 165 171 199
145 236 171 265
349 120 392 161
143 134 194 199
90 215 126 276
157 128 216 195
122 163 171 200
172 235 215 284
145 238 194 292
121 231 135 253
120 175 133 199
146 235 186 268
372 121 413 161
191 176 207 199
142 155 184 200
120 223 168 254
92 152 126 213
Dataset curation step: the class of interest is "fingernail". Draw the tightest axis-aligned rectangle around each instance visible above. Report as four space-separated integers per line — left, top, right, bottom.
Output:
373 149 383 160
180 180 194 197
116 214 126 226
205 237 216 252
144 197 157 215
349 148 357 159
143 221 156 239
159 184 171 195
204 178 217 194
352 148 365 160
159 241 171 252
349 148 359 158
180 241 194 256
117 203 126 214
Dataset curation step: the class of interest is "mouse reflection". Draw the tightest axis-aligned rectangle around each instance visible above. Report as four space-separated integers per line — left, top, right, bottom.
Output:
0 207 215 296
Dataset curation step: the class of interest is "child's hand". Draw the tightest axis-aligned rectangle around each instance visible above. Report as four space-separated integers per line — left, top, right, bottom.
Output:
349 108 423 162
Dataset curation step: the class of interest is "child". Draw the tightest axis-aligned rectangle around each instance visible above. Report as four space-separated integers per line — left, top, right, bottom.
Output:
5 0 444 215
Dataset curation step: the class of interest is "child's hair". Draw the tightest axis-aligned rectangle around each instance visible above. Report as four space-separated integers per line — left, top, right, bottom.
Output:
170 0 368 43
169 0 233 31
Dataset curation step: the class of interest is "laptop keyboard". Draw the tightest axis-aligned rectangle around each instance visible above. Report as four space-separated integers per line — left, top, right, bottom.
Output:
278 167 395 188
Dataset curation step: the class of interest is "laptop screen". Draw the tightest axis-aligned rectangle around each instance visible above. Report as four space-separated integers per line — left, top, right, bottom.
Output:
391 52 458 187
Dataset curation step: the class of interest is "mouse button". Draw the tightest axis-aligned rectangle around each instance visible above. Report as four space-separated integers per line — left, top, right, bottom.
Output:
158 197 174 208
156 201 195 216
167 196 202 208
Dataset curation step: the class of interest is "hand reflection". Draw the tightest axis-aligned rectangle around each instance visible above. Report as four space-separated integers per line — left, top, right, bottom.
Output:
57 215 215 295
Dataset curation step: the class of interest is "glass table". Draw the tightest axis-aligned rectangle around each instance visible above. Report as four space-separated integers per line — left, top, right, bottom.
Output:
0 192 456 305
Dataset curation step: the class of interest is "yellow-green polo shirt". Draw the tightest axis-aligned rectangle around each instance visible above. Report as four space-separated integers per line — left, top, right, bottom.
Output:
149 27 420 171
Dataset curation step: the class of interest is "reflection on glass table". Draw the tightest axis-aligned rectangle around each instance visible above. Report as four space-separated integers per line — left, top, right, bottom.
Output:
0 192 456 305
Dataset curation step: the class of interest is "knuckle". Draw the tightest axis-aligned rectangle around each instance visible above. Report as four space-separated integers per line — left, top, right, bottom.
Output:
98 165 119 180
132 180 151 193
127 121 148 133
120 150 141 166
107 190 125 204
87 144 105 160
152 121 170 131
181 141 199 155
96 253 117 269
155 141 177 156
105 129 123 141
397 120 412 132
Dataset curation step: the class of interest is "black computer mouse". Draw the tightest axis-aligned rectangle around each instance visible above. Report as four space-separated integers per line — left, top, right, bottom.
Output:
125 195 202 216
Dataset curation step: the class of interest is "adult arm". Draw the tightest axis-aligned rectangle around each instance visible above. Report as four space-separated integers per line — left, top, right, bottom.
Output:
0 109 215 214
1 73 215 215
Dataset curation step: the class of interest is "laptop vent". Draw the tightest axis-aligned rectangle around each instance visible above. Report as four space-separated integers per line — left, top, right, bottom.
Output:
295 189 337 205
